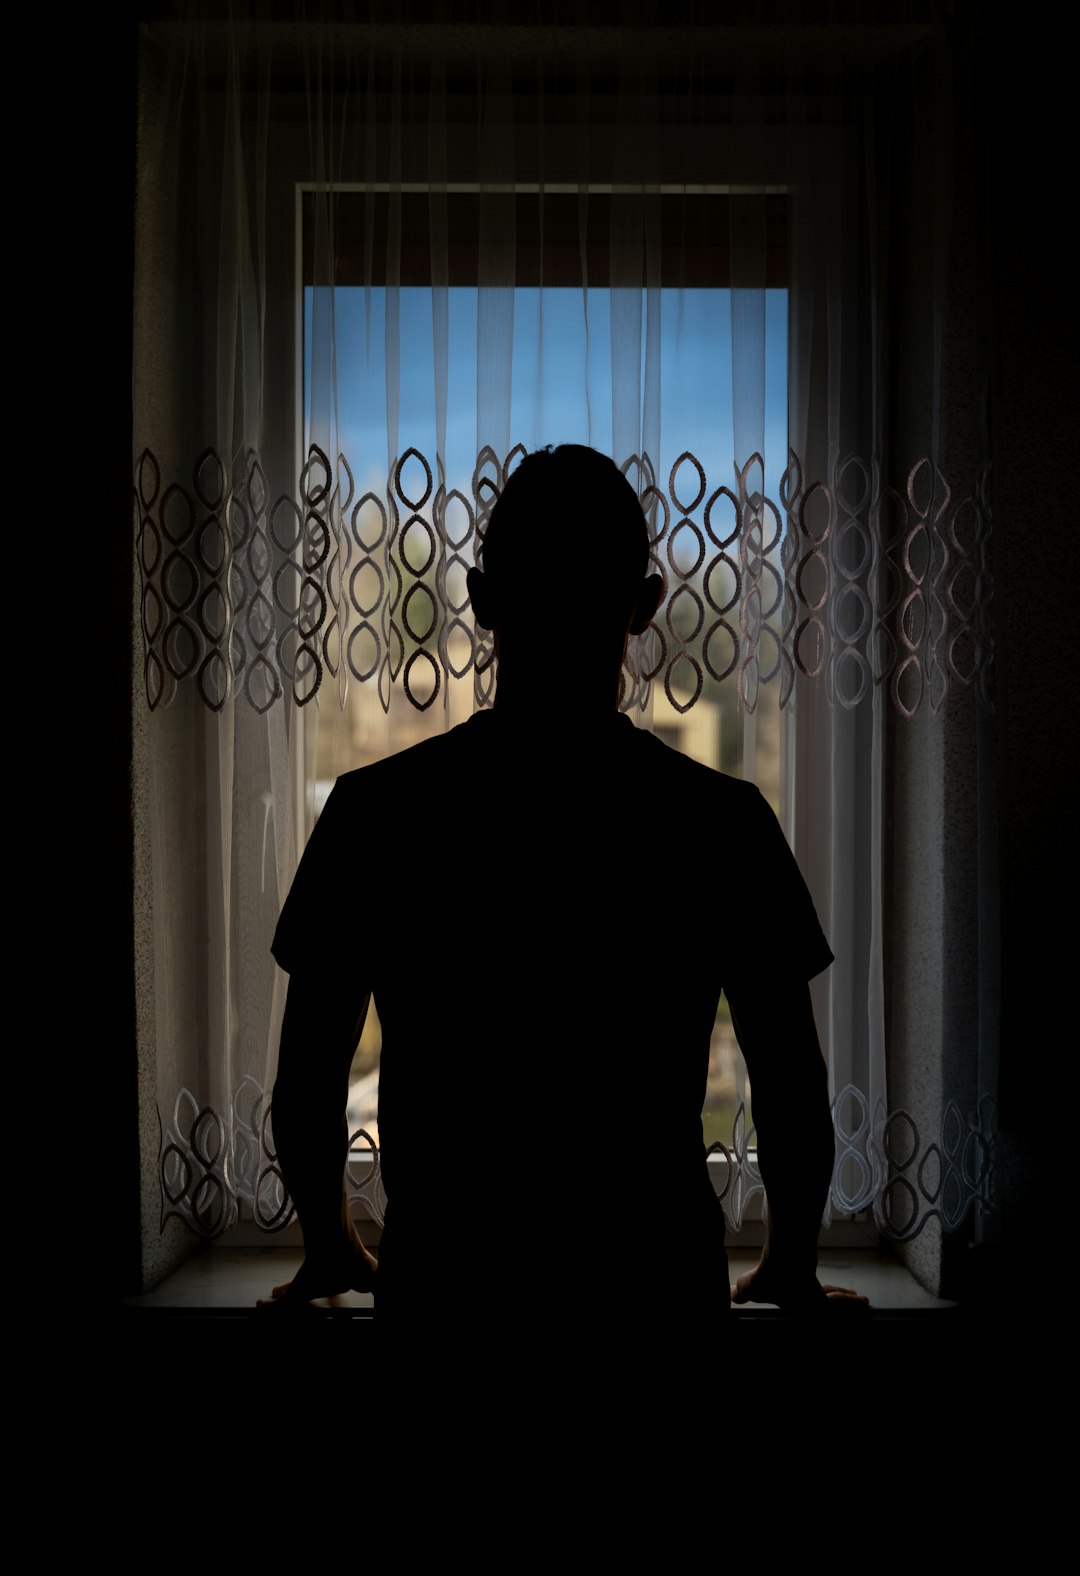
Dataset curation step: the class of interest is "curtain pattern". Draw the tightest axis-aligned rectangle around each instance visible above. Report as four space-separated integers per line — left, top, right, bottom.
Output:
135 7 999 1257
135 441 994 720
159 1073 998 1245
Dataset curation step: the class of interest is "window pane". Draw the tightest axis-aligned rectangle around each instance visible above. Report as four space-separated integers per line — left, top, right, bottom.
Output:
303 281 787 1158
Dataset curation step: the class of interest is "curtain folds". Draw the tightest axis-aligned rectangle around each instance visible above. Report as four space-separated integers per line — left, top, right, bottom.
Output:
135 5 997 1249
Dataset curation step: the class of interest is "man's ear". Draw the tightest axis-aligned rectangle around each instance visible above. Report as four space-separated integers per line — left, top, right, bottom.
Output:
467 566 497 631
629 572 664 636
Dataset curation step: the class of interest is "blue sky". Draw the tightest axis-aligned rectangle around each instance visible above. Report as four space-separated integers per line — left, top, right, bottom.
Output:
305 285 789 520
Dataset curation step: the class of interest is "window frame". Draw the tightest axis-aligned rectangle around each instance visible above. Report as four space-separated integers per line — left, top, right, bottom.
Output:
278 176 879 1251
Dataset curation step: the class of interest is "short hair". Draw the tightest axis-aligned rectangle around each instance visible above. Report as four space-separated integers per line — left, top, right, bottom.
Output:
480 445 649 600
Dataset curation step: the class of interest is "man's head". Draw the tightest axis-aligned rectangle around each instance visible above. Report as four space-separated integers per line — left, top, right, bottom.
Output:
466 446 663 678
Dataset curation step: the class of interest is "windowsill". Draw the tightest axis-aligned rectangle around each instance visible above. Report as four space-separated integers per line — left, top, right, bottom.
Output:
122 1248 957 1319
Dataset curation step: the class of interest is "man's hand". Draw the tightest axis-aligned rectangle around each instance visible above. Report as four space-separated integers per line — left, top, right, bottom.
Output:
731 1252 869 1314
263 971 376 1311
257 1230 378 1312
724 977 864 1314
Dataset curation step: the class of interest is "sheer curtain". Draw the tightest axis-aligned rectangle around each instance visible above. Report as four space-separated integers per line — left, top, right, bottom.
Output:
133 6 996 1257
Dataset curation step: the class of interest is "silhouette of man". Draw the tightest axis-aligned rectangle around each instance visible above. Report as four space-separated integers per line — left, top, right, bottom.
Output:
264 444 846 1324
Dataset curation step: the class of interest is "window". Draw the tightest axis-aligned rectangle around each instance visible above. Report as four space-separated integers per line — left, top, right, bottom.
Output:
134 14 997 1289
298 185 793 1219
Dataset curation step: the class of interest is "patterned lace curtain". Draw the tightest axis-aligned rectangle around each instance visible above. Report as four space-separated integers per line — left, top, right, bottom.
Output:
134 5 997 1255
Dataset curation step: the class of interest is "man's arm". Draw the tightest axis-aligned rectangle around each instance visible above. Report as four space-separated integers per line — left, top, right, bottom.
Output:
724 974 837 1310
260 972 378 1306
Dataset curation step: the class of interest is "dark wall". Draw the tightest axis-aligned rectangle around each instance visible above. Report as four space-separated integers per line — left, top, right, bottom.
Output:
985 19 1072 1276
80 10 140 1300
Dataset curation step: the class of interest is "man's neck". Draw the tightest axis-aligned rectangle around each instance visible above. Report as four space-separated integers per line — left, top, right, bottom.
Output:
490 645 627 723
492 678 623 727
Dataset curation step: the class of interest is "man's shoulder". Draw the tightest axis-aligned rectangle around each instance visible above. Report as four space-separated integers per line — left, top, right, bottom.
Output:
327 712 766 811
331 714 490 798
624 721 762 802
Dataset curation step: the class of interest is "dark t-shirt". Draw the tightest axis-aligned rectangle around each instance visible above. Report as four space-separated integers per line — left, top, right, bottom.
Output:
273 709 832 1317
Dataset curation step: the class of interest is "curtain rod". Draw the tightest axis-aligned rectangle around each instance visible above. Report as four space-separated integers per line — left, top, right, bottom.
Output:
296 183 789 197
